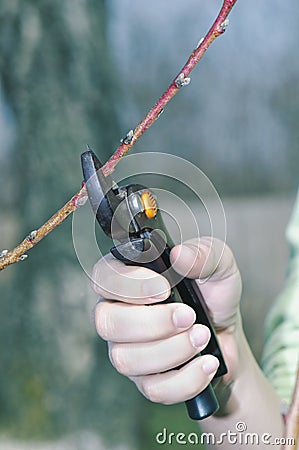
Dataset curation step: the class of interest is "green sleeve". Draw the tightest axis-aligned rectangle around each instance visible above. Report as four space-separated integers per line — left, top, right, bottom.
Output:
261 191 299 406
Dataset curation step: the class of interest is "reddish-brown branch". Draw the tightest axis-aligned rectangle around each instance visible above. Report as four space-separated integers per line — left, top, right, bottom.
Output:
102 0 238 175
0 0 237 272
0 185 88 271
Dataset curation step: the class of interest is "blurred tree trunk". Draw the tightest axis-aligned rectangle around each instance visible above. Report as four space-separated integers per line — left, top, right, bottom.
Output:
0 1 140 446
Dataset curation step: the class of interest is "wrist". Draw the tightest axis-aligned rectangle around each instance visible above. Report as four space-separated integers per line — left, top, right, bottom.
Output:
213 310 250 414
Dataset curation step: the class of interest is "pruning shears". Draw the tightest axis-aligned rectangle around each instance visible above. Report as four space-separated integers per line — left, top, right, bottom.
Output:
81 147 227 420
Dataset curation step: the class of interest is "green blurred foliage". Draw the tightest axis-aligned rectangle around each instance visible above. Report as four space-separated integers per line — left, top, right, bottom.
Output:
0 0 142 447
140 402 206 450
0 1 208 448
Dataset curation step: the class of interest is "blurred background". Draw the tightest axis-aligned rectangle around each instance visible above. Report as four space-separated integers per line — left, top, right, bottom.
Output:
0 0 298 449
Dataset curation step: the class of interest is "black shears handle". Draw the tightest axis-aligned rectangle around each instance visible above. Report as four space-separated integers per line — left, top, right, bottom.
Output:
110 231 227 420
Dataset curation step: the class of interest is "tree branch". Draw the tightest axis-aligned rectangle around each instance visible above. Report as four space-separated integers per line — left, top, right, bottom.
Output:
0 0 238 272
102 0 237 175
0 3 298 446
0 184 88 271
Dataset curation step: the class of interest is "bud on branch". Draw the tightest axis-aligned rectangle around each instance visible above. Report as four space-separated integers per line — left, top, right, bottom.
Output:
0 0 237 272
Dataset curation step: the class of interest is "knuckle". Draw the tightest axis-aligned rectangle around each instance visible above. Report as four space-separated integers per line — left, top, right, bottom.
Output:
185 361 208 397
212 237 234 262
94 302 113 341
222 241 235 263
108 343 130 376
141 378 163 404
91 254 115 296
185 380 204 400
91 261 105 295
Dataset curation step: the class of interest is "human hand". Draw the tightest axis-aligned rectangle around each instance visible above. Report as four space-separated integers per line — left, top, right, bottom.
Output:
93 237 242 405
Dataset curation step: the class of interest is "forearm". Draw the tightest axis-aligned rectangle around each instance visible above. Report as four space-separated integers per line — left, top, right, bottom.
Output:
201 315 284 449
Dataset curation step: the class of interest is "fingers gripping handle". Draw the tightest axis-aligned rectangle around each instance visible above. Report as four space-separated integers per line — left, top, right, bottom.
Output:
81 152 224 418
110 237 227 420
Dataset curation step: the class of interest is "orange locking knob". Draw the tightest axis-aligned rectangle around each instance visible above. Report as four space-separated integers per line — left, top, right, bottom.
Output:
140 190 157 219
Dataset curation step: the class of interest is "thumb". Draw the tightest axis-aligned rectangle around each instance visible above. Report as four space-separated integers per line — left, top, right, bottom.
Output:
170 237 234 280
170 237 242 329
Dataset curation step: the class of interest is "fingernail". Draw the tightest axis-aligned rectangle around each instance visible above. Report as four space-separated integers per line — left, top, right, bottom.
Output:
142 278 169 300
202 356 219 375
189 325 210 348
173 306 195 328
